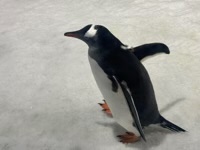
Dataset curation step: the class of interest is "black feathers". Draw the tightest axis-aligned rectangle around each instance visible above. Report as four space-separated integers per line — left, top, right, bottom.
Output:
132 43 170 61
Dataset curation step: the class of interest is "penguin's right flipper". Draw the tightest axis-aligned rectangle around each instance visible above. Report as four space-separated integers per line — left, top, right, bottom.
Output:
112 76 146 141
130 43 170 61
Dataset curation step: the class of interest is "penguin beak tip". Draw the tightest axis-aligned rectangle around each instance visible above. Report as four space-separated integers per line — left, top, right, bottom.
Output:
64 32 73 37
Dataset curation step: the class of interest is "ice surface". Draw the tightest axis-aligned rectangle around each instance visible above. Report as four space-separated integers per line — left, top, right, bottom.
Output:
0 0 200 150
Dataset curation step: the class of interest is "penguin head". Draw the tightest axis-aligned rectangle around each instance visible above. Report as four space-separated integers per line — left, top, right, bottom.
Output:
64 24 123 49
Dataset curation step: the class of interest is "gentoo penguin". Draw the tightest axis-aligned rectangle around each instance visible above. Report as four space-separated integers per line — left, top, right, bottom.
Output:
64 24 185 143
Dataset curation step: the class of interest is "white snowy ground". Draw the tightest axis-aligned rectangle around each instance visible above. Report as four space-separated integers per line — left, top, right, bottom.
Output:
0 0 200 150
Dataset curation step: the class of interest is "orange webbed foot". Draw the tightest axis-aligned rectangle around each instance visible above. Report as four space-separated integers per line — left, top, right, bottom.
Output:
98 100 112 116
117 132 140 144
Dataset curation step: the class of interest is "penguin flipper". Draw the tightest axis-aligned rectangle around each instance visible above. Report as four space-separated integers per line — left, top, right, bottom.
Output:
130 43 170 61
112 76 146 141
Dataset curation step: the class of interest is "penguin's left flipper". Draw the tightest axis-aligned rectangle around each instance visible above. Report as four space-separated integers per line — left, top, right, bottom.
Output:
130 43 170 61
112 76 146 142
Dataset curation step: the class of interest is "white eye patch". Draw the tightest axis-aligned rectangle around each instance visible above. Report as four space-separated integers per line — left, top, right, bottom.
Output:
84 24 97 38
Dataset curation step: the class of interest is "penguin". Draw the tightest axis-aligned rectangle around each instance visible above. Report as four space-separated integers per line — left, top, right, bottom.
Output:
64 24 185 143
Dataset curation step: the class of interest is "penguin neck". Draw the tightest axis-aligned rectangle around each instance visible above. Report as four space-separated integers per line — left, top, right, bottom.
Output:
88 46 113 63
87 36 124 62
98 37 122 50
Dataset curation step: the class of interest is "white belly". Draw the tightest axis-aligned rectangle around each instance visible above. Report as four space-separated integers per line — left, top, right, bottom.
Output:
88 56 139 135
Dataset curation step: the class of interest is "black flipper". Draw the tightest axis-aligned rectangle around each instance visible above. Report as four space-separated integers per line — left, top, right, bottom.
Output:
112 76 146 141
159 115 186 132
107 75 118 92
130 43 170 61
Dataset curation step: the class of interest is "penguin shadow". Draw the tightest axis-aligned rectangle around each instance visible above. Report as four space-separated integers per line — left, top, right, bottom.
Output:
96 98 186 149
160 97 185 113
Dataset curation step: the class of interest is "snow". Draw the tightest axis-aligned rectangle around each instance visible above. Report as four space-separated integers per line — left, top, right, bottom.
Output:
0 0 199 150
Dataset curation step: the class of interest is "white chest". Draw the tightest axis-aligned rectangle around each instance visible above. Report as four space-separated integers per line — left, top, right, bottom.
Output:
88 55 139 135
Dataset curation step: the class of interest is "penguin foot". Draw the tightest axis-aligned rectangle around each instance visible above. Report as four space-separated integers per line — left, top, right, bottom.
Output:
117 132 140 144
98 100 112 116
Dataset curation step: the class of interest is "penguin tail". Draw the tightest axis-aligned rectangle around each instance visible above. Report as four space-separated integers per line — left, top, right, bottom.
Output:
159 116 186 132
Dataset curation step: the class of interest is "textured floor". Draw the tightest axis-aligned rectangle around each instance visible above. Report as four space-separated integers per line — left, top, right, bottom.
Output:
0 0 200 150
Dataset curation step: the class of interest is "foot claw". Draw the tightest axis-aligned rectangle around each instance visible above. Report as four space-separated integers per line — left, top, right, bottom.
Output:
117 135 121 137
126 132 134 135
